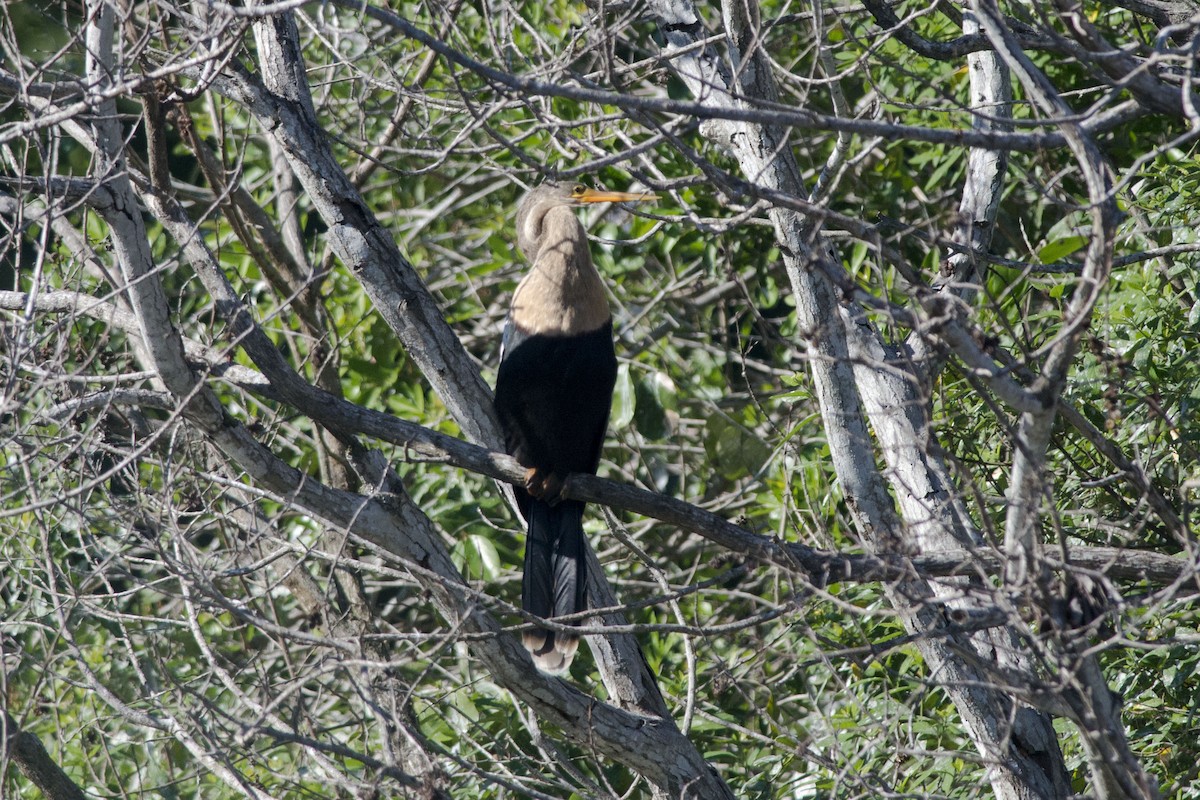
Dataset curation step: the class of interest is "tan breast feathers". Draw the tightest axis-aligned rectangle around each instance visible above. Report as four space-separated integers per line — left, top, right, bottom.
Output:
510 207 610 336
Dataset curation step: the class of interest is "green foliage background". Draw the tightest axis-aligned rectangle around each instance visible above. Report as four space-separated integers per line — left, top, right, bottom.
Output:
2 0 1199 797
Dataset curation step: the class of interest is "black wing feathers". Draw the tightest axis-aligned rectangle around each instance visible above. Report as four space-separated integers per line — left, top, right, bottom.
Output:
494 321 617 674
495 322 616 481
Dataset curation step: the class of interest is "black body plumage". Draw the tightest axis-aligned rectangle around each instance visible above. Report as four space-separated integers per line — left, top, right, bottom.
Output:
496 323 617 498
493 182 650 674
495 323 616 672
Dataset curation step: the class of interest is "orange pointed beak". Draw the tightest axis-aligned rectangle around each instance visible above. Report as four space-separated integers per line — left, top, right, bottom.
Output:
575 188 658 204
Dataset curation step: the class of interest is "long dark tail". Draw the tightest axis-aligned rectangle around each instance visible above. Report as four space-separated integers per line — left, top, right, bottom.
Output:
522 499 587 674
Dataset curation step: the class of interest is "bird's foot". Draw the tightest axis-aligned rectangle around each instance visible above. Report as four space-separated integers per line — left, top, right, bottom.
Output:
524 467 566 506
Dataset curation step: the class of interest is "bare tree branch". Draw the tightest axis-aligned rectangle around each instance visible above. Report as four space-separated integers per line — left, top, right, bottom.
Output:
2 712 88 800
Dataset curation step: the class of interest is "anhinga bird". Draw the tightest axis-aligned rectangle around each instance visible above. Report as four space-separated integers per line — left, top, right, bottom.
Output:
494 182 656 674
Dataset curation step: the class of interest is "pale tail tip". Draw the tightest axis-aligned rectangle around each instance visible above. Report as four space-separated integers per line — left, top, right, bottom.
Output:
524 629 580 675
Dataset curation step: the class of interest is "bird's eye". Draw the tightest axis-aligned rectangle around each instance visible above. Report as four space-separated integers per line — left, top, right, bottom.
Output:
572 184 586 196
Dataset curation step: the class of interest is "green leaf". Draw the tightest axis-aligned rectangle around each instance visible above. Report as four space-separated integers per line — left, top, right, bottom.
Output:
634 371 677 440
704 415 771 480
469 534 501 579
611 363 635 430
1038 235 1087 263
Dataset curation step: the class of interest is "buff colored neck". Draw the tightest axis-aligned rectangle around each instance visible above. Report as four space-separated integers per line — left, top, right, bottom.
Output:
510 206 610 336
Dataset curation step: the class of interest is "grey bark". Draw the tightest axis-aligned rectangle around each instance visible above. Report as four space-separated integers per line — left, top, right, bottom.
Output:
64 16 730 785
2 712 88 800
645 0 1080 796
6 0 1183 794
243 11 669 723
51 4 726 796
852 14 1074 795
972 1 1158 796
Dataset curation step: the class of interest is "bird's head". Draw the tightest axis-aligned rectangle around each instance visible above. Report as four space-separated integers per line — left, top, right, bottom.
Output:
516 181 657 259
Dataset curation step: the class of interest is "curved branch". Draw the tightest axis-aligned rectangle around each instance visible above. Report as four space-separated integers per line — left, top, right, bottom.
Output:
646 0 1075 795
9 287 1193 591
860 0 1065 60
299 0 1070 153
2 712 87 800
242 8 669 722
972 1 1157 796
